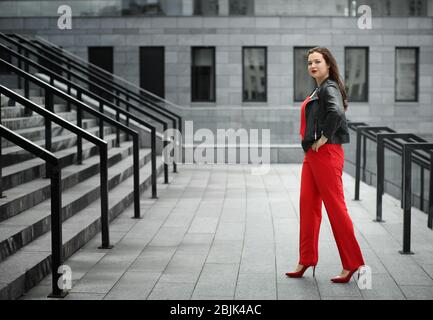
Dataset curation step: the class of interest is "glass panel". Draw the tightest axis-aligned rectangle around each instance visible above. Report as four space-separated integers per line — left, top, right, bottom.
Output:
122 0 163 16
194 0 219 15
0 0 430 17
229 0 254 15
345 47 368 102
243 47 266 102
294 47 316 102
192 47 215 101
396 48 418 101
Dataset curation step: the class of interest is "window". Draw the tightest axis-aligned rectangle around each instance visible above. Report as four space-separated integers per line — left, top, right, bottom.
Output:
194 0 219 15
294 47 316 102
345 47 368 102
243 47 266 102
140 47 165 99
191 47 215 102
395 47 419 102
88 47 113 102
229 0 254 15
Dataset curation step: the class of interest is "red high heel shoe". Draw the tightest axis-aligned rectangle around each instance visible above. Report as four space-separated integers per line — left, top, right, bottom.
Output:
285 265 316 278
331 268 360 283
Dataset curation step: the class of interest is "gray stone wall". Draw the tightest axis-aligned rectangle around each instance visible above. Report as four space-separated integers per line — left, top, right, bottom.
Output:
0 15 432 157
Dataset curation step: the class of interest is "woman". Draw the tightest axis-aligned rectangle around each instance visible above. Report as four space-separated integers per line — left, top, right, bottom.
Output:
286 47 365 283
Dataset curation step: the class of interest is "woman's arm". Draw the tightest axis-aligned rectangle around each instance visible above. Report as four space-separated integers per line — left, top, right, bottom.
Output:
321 84 344 139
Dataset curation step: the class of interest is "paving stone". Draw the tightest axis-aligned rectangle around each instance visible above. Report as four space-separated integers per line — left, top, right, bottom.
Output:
235 273 276 300
400 285 433 300
22 164 433 300
192 263 238 297
147 281 195 300
104 271 160 300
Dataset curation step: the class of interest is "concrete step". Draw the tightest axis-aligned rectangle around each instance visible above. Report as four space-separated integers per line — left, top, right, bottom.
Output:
0 155 164 300
0 144 153 263
1 117 97 148
0 132 132 221
1 129 124 194
1 111 77 131
1 123 124 167
8 89 42 97
1 104 68 120
8 95 45 106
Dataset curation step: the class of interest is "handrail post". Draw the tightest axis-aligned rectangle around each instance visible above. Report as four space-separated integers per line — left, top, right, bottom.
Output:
47 164 67 298
399 142 433 254
151 128 158 199
66 64 71 111
375 135 385 223
354 126 365 200
163 123 169 184
0 94 5 198
115 110 120 147
132 134 141 219
420 167 424 212
401 144 414 255
125 96 130 129
76 91 83 165
23 50 29 99
17 47 22 89
354 126 394 201
99 101 104 140
429 150 433 230
375 133 416 223
44 90 53 179
98 143 112 249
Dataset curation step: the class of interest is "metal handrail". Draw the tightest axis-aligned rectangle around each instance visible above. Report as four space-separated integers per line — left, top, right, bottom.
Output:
401 142 433 254
0 47 153 215
0 84 115 251
0 36 168 188
34 34 185 112
8 33 181 175
0 124 65 298
15 34 182 125
346 121 433 256
348 121 430 200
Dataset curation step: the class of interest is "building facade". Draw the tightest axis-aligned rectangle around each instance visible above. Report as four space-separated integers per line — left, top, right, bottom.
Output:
0 0 432 162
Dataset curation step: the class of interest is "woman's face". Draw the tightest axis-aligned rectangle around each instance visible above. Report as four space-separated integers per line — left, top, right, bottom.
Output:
307 51 330 82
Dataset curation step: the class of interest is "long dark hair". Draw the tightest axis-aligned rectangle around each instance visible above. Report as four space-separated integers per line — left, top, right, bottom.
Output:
307 47 348 111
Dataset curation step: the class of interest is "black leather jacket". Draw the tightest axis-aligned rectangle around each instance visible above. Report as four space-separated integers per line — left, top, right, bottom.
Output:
301 78 350 152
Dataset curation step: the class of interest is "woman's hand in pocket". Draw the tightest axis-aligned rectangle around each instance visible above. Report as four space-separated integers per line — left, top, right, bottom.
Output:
312 135 328 152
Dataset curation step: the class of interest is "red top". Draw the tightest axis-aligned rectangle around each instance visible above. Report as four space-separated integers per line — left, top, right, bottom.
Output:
299 95 311 140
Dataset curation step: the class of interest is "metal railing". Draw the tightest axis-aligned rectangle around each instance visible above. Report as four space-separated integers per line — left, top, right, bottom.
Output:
0 34 167 193
1 118 61 298
5 33 181 177
33 33 185 113
347 121 432 255
0 84 115 252
0 49 149 219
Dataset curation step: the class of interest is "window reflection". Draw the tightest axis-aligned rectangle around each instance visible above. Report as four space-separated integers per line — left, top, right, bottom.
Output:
294 47 316 102
229 0 254 15
243 47 266 102
345 47 368 102
192 47 215 102
194 0 219 15
0 0 431 17
395 48 418 102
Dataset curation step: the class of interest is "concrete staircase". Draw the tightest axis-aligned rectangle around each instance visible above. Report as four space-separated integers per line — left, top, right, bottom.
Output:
0 88 165 299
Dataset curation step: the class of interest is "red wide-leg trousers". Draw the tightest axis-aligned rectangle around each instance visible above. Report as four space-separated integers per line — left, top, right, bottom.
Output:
299 143 364 271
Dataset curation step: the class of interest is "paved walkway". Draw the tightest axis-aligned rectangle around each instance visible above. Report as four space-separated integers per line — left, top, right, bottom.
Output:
21 164 433 300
